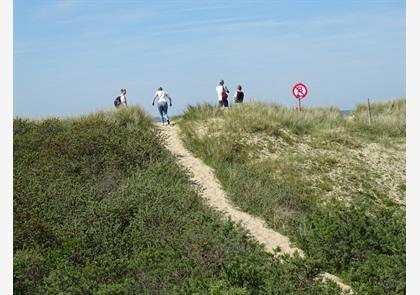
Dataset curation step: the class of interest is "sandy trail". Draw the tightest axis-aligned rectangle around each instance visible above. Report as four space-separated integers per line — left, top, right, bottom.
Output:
156 123 352 294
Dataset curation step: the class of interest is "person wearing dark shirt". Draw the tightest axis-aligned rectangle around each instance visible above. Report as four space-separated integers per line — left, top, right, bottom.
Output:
233 85 244 104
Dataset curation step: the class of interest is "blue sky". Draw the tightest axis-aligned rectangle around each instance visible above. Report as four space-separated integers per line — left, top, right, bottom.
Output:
14 0 405 118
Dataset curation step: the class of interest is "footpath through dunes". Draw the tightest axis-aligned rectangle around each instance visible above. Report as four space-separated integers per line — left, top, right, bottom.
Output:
175 100 406 295
15 107 352 294
156 123 353 294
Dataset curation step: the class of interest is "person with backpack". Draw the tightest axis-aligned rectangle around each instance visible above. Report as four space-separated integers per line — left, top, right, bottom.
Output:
216 79 229 107
233 85 244 105
152 87 173 125
114 88 127 108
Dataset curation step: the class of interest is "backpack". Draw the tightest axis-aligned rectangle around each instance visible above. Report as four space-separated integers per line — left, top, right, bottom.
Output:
114 96 121 107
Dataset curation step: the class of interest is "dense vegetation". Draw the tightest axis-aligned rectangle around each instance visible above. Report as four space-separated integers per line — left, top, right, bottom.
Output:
178 98 406 295
14 107 344 294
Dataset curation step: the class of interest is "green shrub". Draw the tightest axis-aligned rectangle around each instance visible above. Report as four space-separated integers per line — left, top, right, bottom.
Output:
14 106 341 294
296 202 405 294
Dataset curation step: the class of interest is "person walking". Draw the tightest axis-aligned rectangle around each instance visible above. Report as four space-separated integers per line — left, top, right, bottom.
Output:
216 79 229 108
233 84 244 105
114 88 128 108
152 87 173 125
120 88 128 107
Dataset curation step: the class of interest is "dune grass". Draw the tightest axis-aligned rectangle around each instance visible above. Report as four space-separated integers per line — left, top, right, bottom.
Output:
14 106 345 294
349 98 406 139
177 99 406 295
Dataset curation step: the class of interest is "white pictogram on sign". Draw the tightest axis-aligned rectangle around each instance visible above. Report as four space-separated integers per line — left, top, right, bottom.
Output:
292 83 308 100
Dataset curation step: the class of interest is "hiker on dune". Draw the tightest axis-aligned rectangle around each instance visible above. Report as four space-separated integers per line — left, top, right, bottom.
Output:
114 88 128 108
152 86 173 126
114 88 127 108
120 88 128 107
233 84 244 105
216 79 229 108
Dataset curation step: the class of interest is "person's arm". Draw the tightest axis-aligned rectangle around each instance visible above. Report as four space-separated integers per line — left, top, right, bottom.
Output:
152 92 158 105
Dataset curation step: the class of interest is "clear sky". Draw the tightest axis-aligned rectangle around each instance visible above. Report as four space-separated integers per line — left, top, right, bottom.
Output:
14 0 405 118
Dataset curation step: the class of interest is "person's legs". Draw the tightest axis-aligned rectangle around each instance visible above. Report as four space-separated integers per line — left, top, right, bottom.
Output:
157 102 165 123
158 101 169 124
162 102 169 124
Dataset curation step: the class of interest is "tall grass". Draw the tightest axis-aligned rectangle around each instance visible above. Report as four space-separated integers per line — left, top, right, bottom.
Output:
183 99 406 139
183 102 345 136
178 99 406 295
349 98 405 138
14 106 342 294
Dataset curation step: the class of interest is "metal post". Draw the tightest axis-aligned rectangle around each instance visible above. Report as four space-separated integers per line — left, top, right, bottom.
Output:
367 98 372 126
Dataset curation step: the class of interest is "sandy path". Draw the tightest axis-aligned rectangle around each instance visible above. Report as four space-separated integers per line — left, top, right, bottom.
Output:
157 124 352 293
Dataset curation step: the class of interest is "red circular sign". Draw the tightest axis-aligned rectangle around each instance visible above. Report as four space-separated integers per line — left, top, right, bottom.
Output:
292 83 308 100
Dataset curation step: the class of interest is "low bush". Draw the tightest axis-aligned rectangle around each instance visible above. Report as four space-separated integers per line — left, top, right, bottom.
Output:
14 106 341 294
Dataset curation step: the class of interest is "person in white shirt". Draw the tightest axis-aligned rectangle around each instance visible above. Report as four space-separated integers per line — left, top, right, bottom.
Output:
152 87 173 125
216 79 229 107
120 88 127 107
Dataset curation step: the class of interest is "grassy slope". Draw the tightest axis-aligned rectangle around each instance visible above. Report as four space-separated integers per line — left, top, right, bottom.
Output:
13 107 342 295
178 99 406 295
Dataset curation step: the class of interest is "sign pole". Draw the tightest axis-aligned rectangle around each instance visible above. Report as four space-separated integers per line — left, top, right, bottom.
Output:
367 98 372 126
292 82 308 111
